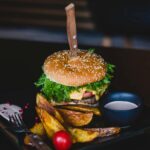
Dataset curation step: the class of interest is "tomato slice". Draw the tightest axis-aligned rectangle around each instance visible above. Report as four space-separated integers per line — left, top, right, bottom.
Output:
83 92 94 98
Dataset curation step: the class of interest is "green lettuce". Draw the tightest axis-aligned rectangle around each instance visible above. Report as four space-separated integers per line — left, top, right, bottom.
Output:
35 63 115 102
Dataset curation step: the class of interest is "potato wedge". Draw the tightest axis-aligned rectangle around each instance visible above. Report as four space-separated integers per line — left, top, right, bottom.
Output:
84 127 121 137
57 108 93 127
30 122 46 137
59 105 101 116
68 128 99 143
36 93 64 124
36 107 65 139
24 135 32 146
24 122 46 146
68 127 120 143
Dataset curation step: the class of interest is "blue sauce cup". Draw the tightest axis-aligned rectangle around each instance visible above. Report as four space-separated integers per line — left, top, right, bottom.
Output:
100 91 142 126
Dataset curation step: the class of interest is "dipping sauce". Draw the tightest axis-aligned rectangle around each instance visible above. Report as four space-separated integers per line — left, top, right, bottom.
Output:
104 101 138 110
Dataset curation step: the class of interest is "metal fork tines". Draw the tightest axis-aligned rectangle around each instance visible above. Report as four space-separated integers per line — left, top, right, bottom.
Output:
9 113 29 133
8 112 52 150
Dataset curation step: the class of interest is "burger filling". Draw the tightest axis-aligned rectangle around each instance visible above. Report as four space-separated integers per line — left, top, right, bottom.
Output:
35 63 115 103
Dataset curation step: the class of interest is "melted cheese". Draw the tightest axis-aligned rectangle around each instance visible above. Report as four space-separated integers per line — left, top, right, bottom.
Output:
69 88 100 100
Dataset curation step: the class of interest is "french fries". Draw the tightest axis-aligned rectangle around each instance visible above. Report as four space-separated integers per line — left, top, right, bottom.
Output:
69 127 120 143
84 127 121 137
57 108 93 127
24 135 32 146
68 128 99 143
68 127 120 143
36 94 94 127
36 107 65 139
36 93 64 124
24 122 46 146
59 105 101 116
30 122 46 137
24 93 121 146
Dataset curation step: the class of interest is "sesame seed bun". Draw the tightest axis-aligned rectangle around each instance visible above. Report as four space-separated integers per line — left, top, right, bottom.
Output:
43 50 106 86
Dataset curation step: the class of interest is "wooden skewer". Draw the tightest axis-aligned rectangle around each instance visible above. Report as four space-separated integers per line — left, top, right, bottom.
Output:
65 3 78 57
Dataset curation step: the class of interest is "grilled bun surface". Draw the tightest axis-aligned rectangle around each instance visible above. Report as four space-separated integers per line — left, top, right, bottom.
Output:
43 50 106 86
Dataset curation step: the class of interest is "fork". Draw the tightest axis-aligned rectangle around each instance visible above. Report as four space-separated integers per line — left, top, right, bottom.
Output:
9 112 52 150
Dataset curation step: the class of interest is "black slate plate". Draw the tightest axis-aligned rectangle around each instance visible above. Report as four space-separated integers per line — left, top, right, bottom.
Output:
0 89 150 150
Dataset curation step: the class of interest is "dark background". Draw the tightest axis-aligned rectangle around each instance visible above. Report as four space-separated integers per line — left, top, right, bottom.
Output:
0 0 150 49
88 0 150 35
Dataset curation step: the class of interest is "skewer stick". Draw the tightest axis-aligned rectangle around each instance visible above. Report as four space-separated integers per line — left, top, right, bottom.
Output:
65 3 78 57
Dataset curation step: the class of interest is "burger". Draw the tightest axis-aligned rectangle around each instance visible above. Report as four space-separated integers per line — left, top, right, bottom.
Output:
35 49 115 107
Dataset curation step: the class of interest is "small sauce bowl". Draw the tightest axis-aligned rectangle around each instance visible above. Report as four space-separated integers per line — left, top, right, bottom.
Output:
100 91 142 126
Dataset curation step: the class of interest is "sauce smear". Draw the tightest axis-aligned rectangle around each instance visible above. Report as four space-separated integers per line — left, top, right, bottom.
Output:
104 101 138 110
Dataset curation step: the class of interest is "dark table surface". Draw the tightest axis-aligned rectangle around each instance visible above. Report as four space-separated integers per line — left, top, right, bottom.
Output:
0 39 150 150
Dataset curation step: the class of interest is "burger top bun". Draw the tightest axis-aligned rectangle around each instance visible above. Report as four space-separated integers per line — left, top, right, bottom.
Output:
43 50 106 87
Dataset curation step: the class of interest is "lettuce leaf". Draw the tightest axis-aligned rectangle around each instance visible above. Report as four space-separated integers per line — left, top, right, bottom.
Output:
35 63 115 102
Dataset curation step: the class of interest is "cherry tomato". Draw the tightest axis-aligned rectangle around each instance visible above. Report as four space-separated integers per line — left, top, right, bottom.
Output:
52 131 72 150
83 92 94 98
